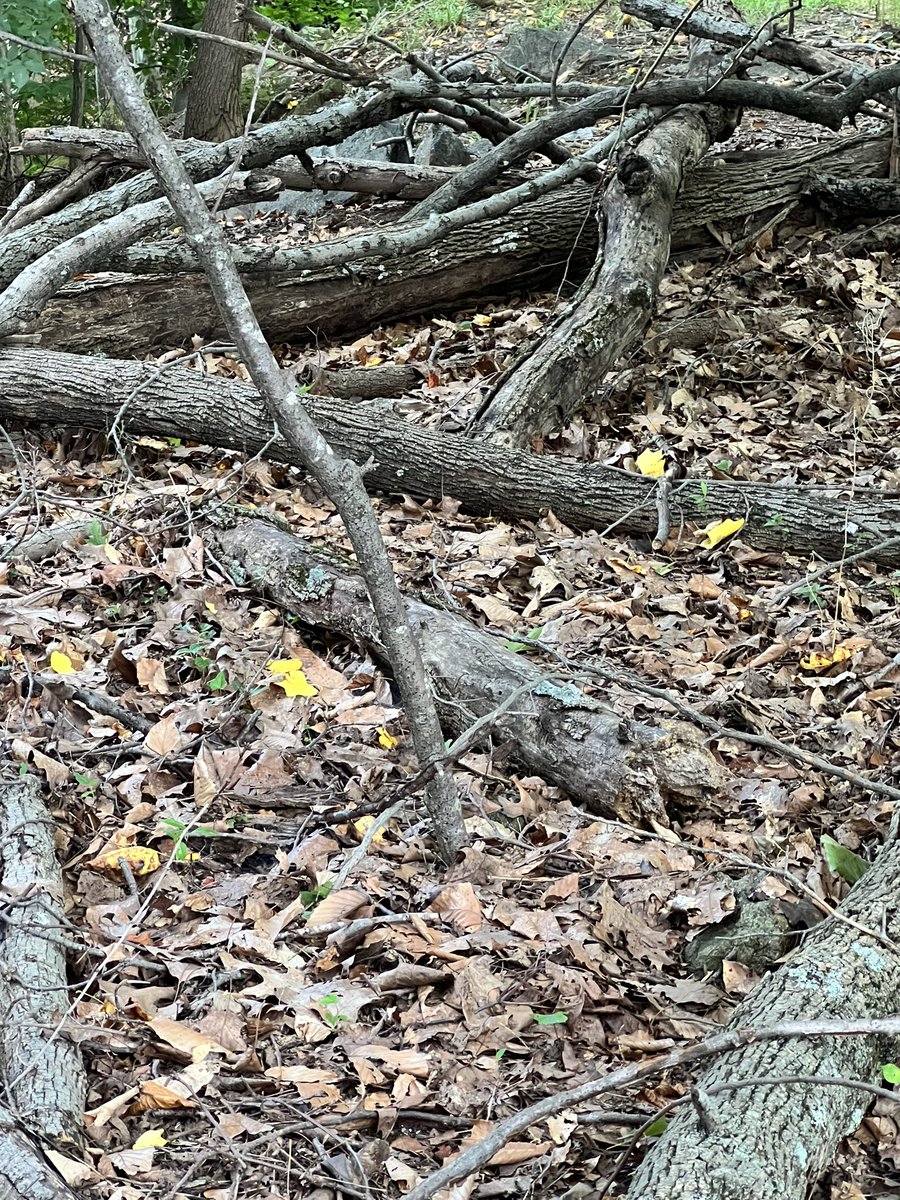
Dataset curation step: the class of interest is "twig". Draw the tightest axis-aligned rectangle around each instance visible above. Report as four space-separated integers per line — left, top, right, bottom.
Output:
770 535 900 606
0 28 95 64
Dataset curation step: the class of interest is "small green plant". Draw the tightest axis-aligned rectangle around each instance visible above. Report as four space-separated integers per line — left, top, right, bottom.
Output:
644 1117 669 1137
87 519 106 546
74 771 100 798
161 817 228 862
104 603 122 620
534 1011 568 1026
504 626 544 654
693 480 710 512
764 513 784 528
174 622 229 688
797 582 825 608
495 1047 507 1062
412 0 473 35
318 993 349 1027
713 458 733 475
882 1063 900 1085
821 834 869 884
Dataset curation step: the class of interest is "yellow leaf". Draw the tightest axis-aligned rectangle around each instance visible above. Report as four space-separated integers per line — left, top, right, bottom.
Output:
133 1129 166 1150
286 98 298 110
353 814 387 847
49 651 75 675
102 542 122 564
204 601 217 613
800 644 852 672
267 658 305 674
473 313 492 327
377 727 398 750
89 846 161 876
699 517 745 549
636 448 665 478
738 608 753 620
277 669 318 698
364 356 384 367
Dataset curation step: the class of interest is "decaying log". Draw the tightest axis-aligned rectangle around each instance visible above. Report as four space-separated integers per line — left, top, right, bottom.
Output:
2 347 898 566
627 835 900 1200
0 759 85 1199
475 103 734 447
30 134 890 356
206 514 721 825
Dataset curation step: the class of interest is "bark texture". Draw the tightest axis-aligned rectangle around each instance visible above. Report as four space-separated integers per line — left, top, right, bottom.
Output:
476 105 732 446
1 347 898 565
30 134 890 356
207 515 721 824
183 0 246 142
0 764 86 1144
627 837 900 1200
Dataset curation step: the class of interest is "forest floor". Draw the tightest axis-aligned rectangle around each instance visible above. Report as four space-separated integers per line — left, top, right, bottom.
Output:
2 1 900 1197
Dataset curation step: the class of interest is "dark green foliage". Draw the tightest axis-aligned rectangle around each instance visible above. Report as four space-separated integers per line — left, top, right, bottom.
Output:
259 0 384 30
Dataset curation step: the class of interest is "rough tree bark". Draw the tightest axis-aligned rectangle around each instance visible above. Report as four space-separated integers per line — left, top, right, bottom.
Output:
474 103 734 447
183 0 246 141
206 514 721 825
0 760 85 1200
2 347 898 566
28 133 890 356
627 836 900 1200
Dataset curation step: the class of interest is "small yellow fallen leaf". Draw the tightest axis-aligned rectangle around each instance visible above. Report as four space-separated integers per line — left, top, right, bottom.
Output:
377 727 398 750
89 846 161 876
267 658 319 698
473 313 492 326
699 517 745 549
204 601 217 613
278 669 318 698
50 650 75 675
132 1129 166 1151
267 658 305 674
636 448 665 478
800 644 852 672
353 814 388 847
101 542 122 564
363 356 384 367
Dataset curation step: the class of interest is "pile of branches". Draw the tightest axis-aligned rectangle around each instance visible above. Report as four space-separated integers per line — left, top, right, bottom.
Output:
1 3 900 1197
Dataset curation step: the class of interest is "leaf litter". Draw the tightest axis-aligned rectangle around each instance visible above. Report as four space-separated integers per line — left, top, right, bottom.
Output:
1 4 900 1198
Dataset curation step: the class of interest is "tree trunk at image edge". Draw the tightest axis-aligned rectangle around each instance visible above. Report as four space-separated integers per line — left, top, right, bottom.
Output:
183 0 245 142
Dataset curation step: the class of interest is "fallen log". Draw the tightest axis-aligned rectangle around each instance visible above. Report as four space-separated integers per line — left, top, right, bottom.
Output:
30 134 889 356
0 759 85 1199
205 512 721 825
626 835 900 1200
2 347 899 566
475 102 734 447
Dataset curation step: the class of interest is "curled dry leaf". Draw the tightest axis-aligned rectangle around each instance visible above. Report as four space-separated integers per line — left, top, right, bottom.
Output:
148 1015 229 1063
305 887 371 929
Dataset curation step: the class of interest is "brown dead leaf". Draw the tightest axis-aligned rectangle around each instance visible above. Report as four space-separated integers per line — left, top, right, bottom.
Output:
148 1016 228 1062
428 883 483 932
305 887 370 930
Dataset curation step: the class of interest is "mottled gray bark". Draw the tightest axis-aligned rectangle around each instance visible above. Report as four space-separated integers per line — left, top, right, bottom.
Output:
0 764 86 1145
1 347 898 566
627 836 900 1200
207 515 721 825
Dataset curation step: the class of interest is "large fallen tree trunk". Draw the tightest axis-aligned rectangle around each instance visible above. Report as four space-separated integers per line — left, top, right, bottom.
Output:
0 759 85 1199
205 513 720 825
626 835 900 1200
30 134 890 356
475 102 733 447
2 347 899 565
